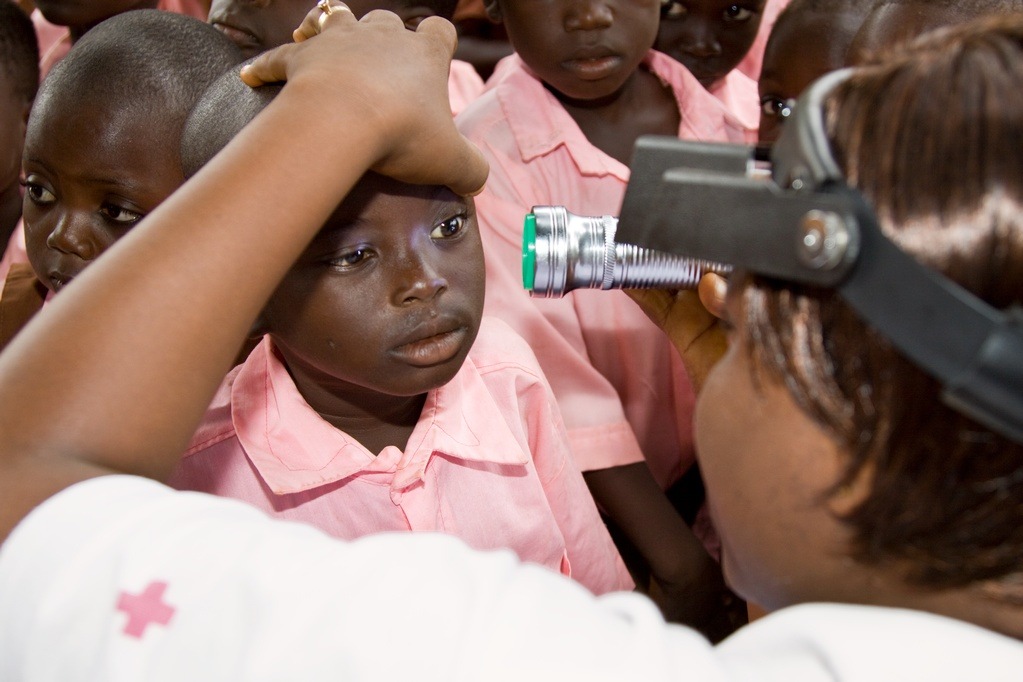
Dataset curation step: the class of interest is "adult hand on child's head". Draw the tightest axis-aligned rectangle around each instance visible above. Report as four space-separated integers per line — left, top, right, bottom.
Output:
241 5 489 197
626 273 729 394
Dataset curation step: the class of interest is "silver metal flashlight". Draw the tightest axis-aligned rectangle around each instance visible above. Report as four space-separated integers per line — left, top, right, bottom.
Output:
522 206 732 298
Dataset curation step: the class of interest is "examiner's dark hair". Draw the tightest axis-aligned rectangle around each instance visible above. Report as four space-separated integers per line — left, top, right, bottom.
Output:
742 15 1023 596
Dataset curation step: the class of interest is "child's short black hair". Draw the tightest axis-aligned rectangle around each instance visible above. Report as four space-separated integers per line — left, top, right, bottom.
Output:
181 63 281 178
33 10 242 147
0 0 39 104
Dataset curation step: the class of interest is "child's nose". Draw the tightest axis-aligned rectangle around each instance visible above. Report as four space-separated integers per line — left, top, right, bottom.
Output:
45 212 101 261
564 0 614 31
679 22 722 57
394 256 449 306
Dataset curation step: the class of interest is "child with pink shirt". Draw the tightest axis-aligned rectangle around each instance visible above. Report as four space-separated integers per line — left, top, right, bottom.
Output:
456 0 746 639
0 11 240 347
206 0 484 114
653 0 768 136
167 65 631 597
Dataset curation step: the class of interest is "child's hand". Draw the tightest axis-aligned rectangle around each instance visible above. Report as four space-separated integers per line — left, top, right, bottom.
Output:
626 273 729 393
241 6 488 197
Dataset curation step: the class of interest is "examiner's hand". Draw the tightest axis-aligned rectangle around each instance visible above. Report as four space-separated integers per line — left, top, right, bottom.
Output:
241 5 488 197
626 273 729 393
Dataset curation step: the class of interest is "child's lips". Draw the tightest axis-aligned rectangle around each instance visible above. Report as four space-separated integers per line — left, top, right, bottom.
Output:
47 271 73 293
391 326 469 368
562 52 623 81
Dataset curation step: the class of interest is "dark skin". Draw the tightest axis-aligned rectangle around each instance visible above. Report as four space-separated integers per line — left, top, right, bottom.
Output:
32 0 158 41
757 8 868 145
654 0 765 90
208 0 437 59
21 98 183 293
484 0 738 639
257 173 485 455
485 0 679 165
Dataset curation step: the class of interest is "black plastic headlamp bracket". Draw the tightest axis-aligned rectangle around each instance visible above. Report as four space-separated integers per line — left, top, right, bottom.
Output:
613 69 1023 444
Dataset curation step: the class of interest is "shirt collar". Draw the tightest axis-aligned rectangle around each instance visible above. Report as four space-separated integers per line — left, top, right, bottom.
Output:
231 337 529 495
492 51 745 174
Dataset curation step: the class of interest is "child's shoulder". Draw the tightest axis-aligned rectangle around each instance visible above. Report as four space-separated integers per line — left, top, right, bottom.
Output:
183 363 244 456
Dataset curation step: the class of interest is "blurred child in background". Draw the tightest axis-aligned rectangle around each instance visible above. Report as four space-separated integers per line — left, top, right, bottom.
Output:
207 0 484 114
457 0 746 639
756 0 870 144
0 11 239 347
654 0 765 137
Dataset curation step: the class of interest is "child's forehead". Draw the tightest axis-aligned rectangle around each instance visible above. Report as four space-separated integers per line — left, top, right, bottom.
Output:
315 178 467 235
30 86 172 139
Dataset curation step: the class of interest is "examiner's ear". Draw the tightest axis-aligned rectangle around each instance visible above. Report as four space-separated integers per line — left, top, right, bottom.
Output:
826 461 875 519
483 0 502 23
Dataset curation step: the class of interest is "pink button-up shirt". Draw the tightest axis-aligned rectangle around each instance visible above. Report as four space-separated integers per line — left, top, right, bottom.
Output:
709 68 760 141
448 59 485 116
456 53 745 489
170 318 633 596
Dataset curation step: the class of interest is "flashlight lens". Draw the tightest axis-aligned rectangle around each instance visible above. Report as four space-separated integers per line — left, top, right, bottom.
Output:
522 212 536 291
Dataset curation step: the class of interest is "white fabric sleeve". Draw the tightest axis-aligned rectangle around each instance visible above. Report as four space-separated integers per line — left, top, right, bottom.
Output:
0 475 724 682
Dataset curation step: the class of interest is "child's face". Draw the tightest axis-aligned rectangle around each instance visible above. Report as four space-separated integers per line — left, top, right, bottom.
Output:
694 289 858 611
208 0 418 60
33 0 156 31
847 5 961 66
21 101 183 292
758 10 863 144
654 0 766 89
261 175 485 404
489 0 662 102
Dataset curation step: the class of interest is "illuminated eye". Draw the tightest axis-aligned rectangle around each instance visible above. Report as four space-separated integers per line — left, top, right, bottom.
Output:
431 214 467 240
723 5 753 21
761 96 795 119
330 247 372 269
660 0 686 19
100 203 144 225
23 177 56 205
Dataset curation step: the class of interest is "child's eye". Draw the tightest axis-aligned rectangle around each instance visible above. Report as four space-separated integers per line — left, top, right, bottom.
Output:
99 203 144 225
660 0 686 19
760 96 795 120
22 177 56 205
431 214 467 240
723 5 754 21
329 247 373 270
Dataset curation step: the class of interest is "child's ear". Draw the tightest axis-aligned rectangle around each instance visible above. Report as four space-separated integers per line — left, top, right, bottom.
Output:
483 0 502 23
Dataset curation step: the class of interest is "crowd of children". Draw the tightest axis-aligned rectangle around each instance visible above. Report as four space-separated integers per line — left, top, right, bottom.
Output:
0 0 1022 669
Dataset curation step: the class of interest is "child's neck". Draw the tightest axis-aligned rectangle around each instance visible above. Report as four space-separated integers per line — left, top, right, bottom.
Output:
319 398 426 456
552 65 681 166
283 361 428 455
